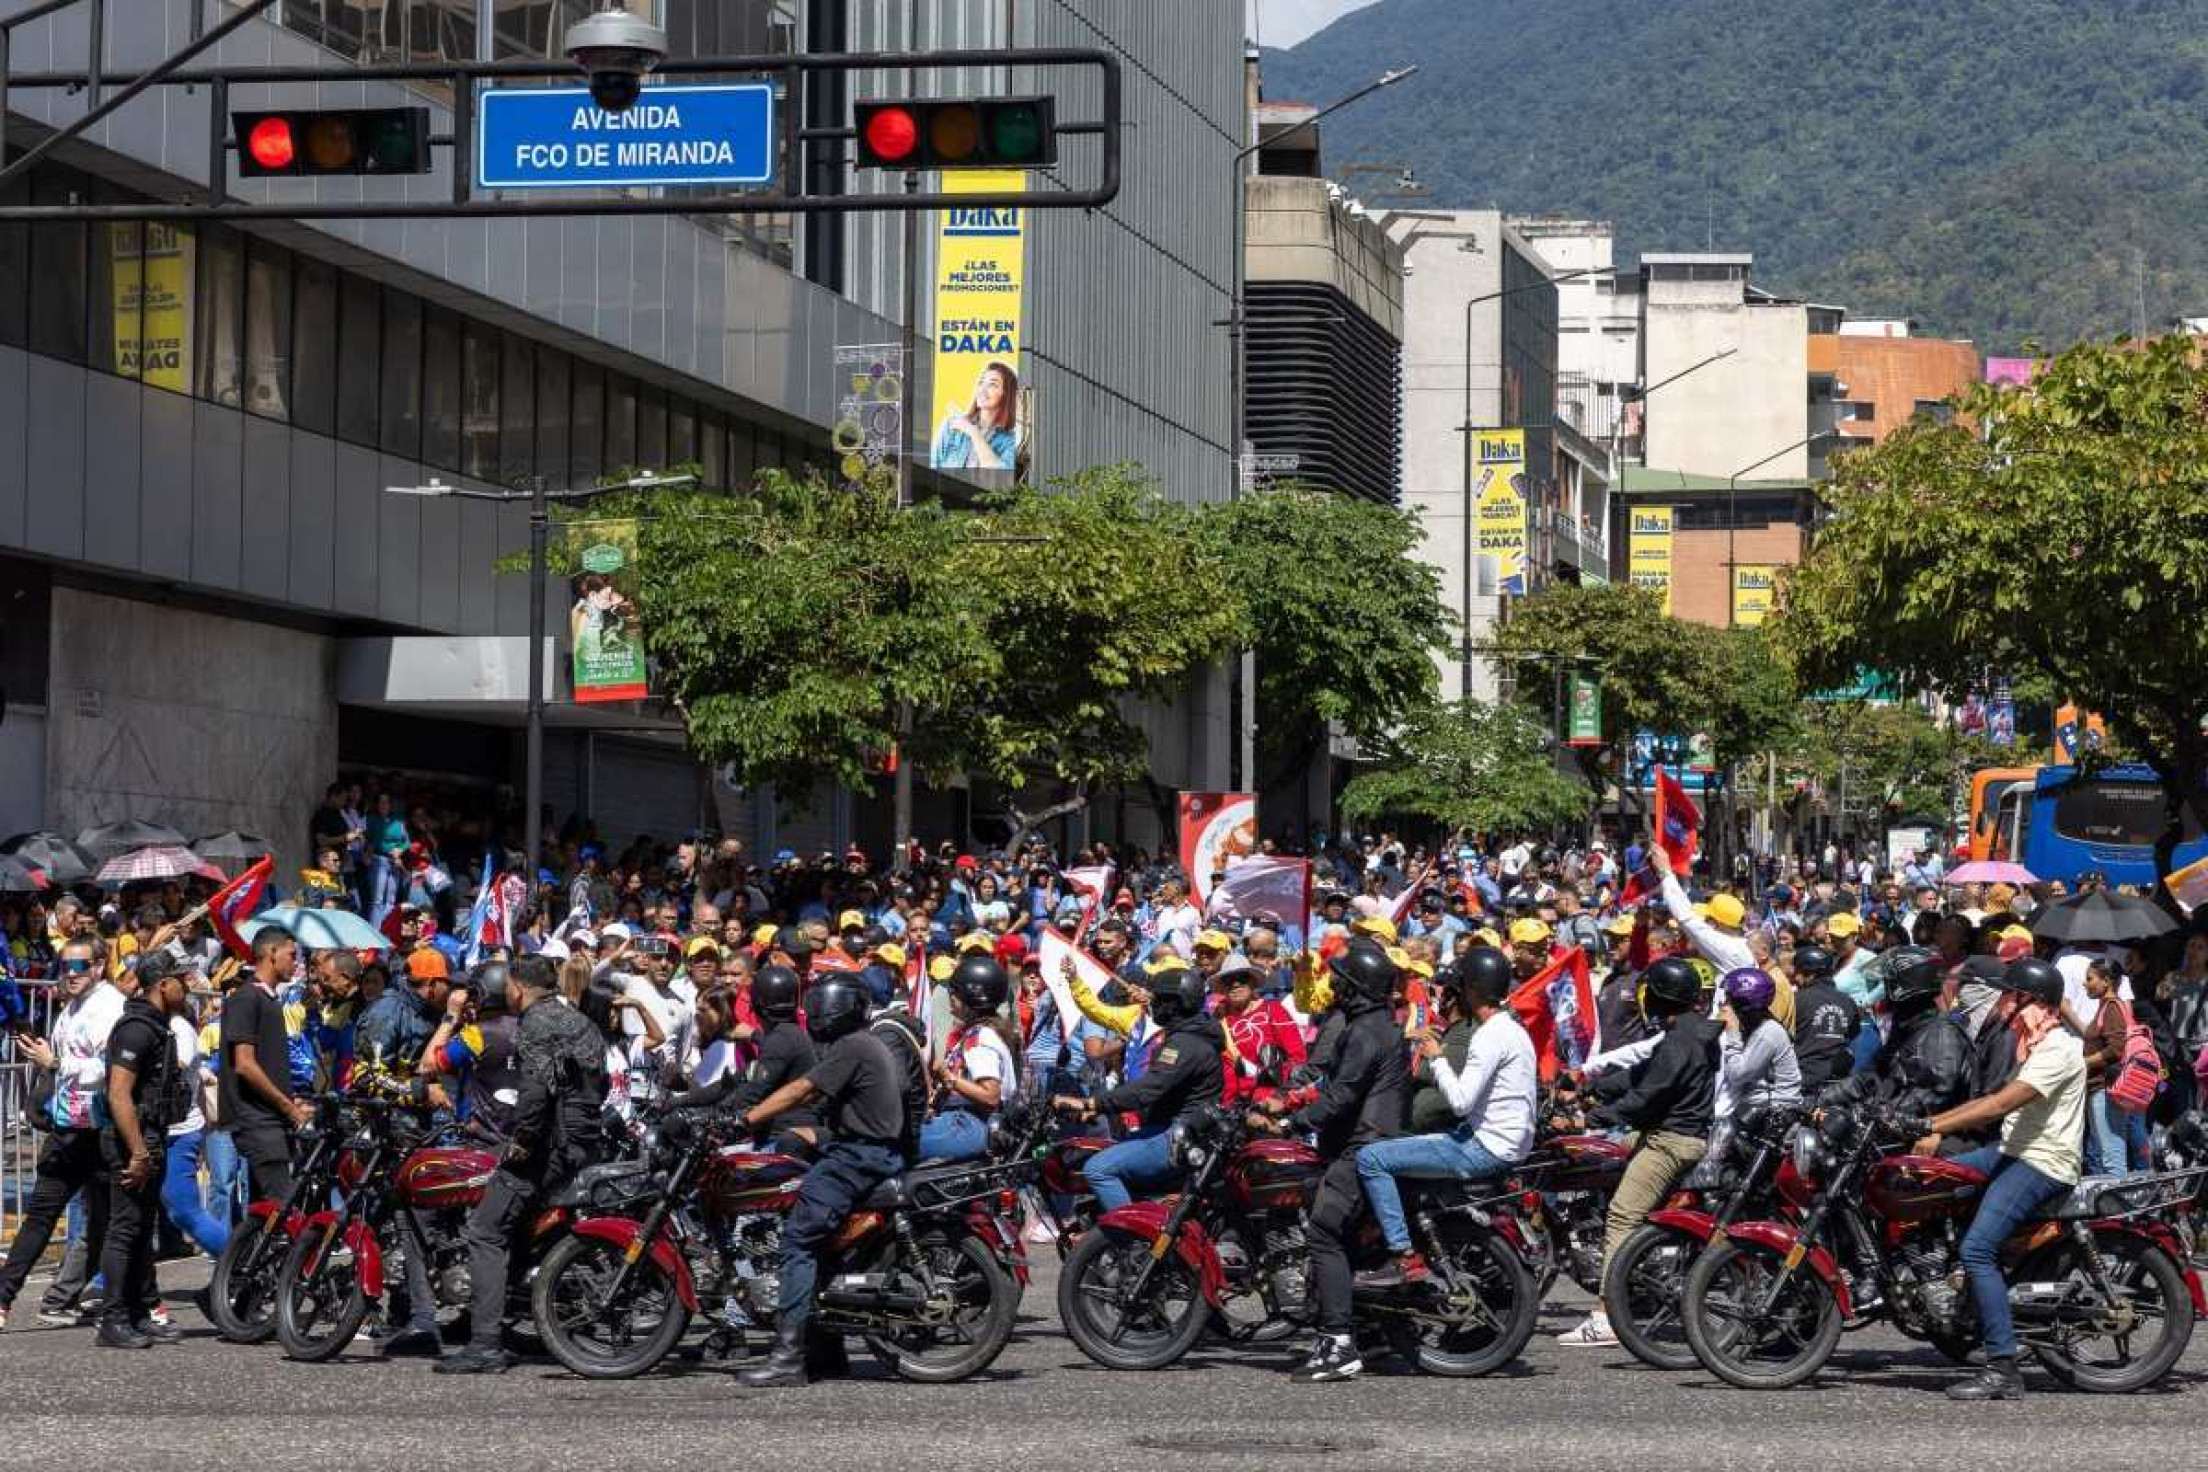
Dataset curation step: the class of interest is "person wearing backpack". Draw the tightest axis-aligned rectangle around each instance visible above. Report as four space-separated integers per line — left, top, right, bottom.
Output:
2080 959 2150 1177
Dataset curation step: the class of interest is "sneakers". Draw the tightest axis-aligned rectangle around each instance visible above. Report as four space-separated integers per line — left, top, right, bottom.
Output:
381 1328 444 1359
432 1345 513 1376
1294 1333 1363 1383
1352 1252 1431 1292
37 1306 88 1328
147 1301 173 1330
1946 1356 2026 1402
133 1316 183 1344
1557 1310 1617 1347
95 1319 153 1350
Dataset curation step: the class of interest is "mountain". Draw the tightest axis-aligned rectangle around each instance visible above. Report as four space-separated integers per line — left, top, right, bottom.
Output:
1261 0 2208 353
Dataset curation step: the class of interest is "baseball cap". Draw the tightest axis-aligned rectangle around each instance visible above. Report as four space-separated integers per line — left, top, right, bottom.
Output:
875 942 908 970
600 921 634 943
928 954 957 982
955 931 996 955
1143 953 1191 977
955 855 979 872
570 928 598 950
684 936 723 960
750 923 778 948
994 934 1030 968
537 939 572 963
1193 928 1233 953
1473 926 1504 949
1350 915 1398 944
407 948 450 981
837 909 867 932
1602 914 1636 938
1508 918 1553 946
1997 933 2035 963
1704 894 1746 929
1824 910 1862 938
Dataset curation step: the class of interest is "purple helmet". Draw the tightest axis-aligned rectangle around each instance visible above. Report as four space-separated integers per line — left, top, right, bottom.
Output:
1722 966 1777 1011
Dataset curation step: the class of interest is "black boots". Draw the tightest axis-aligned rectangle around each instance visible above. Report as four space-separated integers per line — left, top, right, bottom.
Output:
739 1318 810 1388
1946 1355 2026 1401
95 1318 153 1350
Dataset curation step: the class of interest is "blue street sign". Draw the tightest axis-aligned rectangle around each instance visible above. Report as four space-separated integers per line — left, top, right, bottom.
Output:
476 84 775 190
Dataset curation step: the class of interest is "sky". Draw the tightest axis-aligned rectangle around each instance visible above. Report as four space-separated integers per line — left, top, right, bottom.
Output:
1247 0 1382 49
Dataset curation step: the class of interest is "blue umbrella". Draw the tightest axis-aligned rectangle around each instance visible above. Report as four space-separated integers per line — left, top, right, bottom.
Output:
239 904 393 953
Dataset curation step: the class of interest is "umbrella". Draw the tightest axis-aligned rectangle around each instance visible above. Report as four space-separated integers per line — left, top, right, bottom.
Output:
193 831 274 874
1943 860 2039 888
2029 890 2178 946
95 844 214 886
76 819 189 861
239 904 392 953
1 831 94 884
0 855 50 893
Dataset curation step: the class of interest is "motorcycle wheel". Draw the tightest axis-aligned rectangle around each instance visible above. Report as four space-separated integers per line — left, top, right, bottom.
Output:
1056 1225 1211 1371
1604 1224 1702 1371
1680 1236 1842 1390
209 1216 283 1344
275 1219 371 1362
1381 1216 1538 1377
530 1232 691 1381
862 1233 1020 1383
2024 1230 2195 1393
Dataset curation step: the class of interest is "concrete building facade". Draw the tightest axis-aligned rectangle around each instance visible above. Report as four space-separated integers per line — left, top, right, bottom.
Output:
1638 253 1809 481
1809 318 1982 454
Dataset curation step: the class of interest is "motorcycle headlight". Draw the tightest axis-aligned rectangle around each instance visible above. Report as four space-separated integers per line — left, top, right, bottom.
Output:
1790 1124 1828 1181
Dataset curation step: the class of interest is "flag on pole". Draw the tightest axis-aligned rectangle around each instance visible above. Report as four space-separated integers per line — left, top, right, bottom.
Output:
1507 945 1599 1082
209 855 276 960
1036 925 1118 1044
1205 856 1310 929
1062 864 1115 943
459 853 497 965
1388 860 1437 929
1655 767 1703 873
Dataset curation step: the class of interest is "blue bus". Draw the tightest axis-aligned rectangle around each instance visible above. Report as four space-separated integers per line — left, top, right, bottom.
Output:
1993 764 2208 888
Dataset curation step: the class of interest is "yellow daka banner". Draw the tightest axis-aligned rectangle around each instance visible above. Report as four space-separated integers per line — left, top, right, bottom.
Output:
1628 504 1674 614
1733 564 1777 627
929 170 1028 476
1472 428 1528 596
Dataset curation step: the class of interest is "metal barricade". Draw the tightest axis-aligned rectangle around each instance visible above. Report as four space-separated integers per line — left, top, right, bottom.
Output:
1 979 62 1247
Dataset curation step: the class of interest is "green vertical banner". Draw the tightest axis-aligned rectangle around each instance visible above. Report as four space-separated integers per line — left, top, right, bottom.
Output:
569 520 648 703
1567 673 1603 747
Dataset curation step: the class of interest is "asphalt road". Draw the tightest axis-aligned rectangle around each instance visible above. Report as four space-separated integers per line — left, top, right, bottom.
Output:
4 1252 2204 1471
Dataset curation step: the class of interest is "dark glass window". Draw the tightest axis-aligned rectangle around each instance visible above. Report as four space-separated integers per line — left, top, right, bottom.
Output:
380 290 423 457
570 360 604 484
421 307 463 471
604 373 636 472
669 399 697 468
193 224 243 405
460 318 501 479
90 221 143 381
0 158 27 348
699 409 725 488
28 168 88 365
244 240 292 421
536 349 571 488
726 418 755 485
499 334 536 487
292 257 339 435
2050 780 2205 848
636 385 667 470
336 274 381 446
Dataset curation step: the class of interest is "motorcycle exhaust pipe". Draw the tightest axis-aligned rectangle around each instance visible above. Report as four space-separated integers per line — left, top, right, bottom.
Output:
817 1273 928 1314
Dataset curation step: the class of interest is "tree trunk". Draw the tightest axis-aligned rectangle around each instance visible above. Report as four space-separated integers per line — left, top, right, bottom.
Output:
1004 783 1092 860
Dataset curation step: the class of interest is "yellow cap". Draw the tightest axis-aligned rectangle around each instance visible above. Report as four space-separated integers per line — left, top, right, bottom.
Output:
1384 945 1413 970
874 942 907 969
956 931 996 954
1144 953 1191 976
1473 927 1504 950
751 923 778 948
1508 918 1553 945
1602 914 1637 937
1705 893 1746 929
683 936 723 960
928 954 957 981
1998 923 2033 943
1194 928 1234 952
837 909 867 932
1350 915 1398 943
1405 957 1435 980
1824 910 1862 938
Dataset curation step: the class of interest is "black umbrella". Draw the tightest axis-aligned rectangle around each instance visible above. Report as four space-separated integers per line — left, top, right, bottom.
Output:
0 854 51 894
75 819 189 861
0 831 94 884
2029 890 2177 946
193 831 274 874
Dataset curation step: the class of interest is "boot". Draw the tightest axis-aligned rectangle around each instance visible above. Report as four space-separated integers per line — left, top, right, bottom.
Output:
1945 1354 2026 1402
739 1317 811 1388
95 1318 153 1350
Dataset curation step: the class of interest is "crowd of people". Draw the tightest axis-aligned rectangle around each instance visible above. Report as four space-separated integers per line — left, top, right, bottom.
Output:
4 803 2206 1399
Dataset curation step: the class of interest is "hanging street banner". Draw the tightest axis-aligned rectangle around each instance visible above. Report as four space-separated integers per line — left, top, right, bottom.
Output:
1473 429 1529 596
929 170 1029 475
110 222 195 393
568 520 648 703
1628 505 1673 614
832 343 905 492
1732 564 1777 627
1567 674 1604 747
1178 792 1257 910
476 84 775 190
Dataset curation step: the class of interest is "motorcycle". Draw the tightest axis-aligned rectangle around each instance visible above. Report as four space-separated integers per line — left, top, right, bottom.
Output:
1055 1102 1540 1375
1680 1102 2206 1391
206 1093 352 1343
1602 1102 1803 1370
530 1106 1030 1382
1515 1089 1632 1298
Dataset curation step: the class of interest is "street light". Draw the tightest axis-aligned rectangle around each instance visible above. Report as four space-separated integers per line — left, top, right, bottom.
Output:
383 471 695 870
1226 62 1416 789
1724 430 1838 627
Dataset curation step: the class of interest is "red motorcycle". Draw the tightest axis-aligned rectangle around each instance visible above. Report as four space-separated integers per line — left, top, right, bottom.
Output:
1056 1102 1540 1375
1516 1119 1632 1298
206 1093 353 1343
1681 1102 2205 1391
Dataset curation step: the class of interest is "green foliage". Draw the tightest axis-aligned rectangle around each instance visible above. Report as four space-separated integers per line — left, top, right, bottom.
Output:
1268 0 2208 352
1777 334 2208 870
1489 583 1727 747
1793 701 2004 822
1340 699 1590 837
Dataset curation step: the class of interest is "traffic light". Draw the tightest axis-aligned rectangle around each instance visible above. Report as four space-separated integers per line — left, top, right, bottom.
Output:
854 97 1057 170
232 108 432 178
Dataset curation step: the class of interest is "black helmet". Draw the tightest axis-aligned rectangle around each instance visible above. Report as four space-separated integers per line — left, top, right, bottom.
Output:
468 960 510 995
1790 944 1835 982
802 976 869 1043
1453 946 1514 1008
1328 940 1399 1004
948 954 1010 1017
2001 957 2065 1008
753 964 802 1023
1873 945 1945 1010
1639 956 1702 1016
1147 967 1210 1026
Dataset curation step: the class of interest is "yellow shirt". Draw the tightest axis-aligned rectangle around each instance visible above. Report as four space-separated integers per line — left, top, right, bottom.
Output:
1065 970 1141 1039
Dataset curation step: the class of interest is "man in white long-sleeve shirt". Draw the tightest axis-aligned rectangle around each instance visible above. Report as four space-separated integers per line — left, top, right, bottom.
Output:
1352 949 1536 1288
1658 865 1755 977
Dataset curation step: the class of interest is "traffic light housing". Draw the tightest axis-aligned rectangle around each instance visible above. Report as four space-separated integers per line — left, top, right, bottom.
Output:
854 97 1057 170
232 108 433 178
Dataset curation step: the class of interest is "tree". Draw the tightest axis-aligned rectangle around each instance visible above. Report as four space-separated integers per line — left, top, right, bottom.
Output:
1340 699 1590 839
1795 700 2005 827
1196 486 1452 789
1777 334 2208 883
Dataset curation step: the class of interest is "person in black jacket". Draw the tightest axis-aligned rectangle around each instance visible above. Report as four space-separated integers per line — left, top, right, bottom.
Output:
1561 956 1720 1349
1788 944 1862 1093
1821 946 1974 1133
94 952 190 1349
1054 968 1223 1211
666 965 820 1155
1260 939 1408 1383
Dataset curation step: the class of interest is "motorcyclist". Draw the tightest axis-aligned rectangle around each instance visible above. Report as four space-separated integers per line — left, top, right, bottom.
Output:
1818 945 1973 1132
1258 938 1408 1383
1053 966 1222 1209
917 955 1019 1162
1560 955 1719 1349
1787 943 1862 1092
664 964 819 1157
1718 967 1801 1116
727 975 909 1389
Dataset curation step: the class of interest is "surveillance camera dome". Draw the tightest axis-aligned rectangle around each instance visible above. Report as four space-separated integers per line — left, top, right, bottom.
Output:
564 8 668 113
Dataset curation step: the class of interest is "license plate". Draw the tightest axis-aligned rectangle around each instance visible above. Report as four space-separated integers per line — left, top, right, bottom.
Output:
1150 1234 1172 1260
1782 1242 1806 1271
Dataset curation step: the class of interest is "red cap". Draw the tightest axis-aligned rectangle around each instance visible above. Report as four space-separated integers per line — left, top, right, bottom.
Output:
994 933 1030 967
955 855 979 872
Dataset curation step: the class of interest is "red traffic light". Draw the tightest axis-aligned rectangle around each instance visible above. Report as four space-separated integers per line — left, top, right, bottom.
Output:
854 97 1055 171
860 105 921 166
246 116 296 171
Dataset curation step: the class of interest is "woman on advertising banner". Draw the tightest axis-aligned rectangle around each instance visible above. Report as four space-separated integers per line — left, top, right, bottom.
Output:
932 360 1022 471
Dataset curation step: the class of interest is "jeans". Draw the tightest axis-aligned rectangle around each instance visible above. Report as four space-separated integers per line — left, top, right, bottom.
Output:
778 1142 904 1331
368 854 401 928
1356 1131 1513 1253
2085 1092 2130 1179
202 1129 244 1223
0 1130 110 1311
160 1129 230 1256
1082 1126 1178 1213
1950 1144 2068 1360
97 1161 161 1329
915 1110 990 1163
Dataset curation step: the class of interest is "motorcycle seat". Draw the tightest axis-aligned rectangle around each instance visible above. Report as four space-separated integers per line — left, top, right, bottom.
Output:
2035 1173 2127 1222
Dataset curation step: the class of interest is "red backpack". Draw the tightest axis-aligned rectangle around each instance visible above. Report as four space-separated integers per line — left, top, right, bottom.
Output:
2105 1001 2164 1115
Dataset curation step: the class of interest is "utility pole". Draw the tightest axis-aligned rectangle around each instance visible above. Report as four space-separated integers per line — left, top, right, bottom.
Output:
892 160 920 867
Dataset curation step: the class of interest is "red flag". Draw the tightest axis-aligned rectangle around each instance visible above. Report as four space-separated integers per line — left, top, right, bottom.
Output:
1655 767 1703 873
1388 860 1437 929
209 855 275 960
1206 856 1310 928
1507 946 1599 1083
1062 864 1115 944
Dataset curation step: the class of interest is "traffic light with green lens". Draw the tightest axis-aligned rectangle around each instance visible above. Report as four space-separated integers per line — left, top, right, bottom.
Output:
854 97 1057 170
232 108 433 178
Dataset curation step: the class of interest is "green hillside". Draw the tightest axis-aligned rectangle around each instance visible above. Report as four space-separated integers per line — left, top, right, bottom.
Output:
1262 0 2208 352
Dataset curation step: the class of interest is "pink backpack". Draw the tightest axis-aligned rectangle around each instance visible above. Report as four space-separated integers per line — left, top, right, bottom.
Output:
2105 1002 2163 1115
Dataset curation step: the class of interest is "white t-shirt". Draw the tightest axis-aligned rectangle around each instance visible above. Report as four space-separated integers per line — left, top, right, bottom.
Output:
621 976 693 1103
1500 842 1533 877
1431 1010 1538 1163
691 1037 740 1088
2003 1027 2086 1186
1151 902 1201 957
948 1023 1019 1113
168 1013 207 1137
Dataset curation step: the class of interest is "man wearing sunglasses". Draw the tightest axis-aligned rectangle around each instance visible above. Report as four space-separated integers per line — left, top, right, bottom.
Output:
0 937 125 1331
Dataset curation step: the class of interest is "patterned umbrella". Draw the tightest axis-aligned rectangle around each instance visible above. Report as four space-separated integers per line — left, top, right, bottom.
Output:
193 831 274 874
95 844 213 886
0 855 50 894
76 819 189 861
1 831 93 884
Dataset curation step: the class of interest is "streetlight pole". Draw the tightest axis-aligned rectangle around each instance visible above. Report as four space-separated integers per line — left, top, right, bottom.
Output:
1227 63 1415 789
384 472 694 871
1724 429 1838 627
